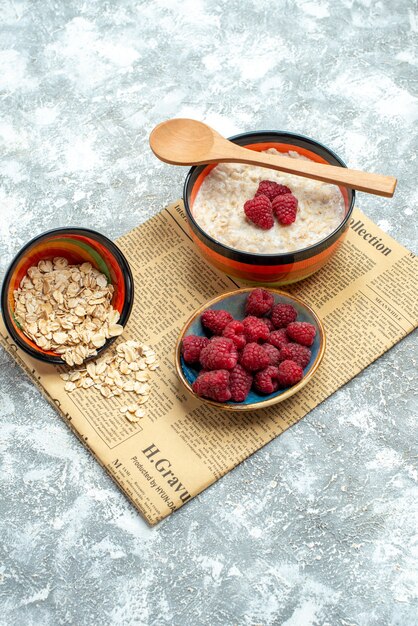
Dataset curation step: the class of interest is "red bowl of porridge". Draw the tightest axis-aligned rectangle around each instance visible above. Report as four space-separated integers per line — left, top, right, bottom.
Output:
183 131 355 285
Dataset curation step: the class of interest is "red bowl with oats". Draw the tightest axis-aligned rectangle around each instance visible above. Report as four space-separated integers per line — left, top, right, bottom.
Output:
1 227 134 364
183 131 355 285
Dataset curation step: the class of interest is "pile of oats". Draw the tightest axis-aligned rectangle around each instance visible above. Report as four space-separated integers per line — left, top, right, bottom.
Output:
60 340 159 423
13 257 123 365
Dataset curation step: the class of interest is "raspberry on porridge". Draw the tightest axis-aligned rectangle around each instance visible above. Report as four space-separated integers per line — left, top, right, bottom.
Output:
192 149 345 254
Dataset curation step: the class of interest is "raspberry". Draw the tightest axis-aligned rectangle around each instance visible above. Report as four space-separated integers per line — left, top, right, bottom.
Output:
242 316 270 343
255 180 291 201
244 195 274 230
181 335 210 364
271 303 298 329
262 317 275 332
286 321 316 347
254 366 280 394
277 360 304 387
192 369 231 402
240 342 270 372
272 194 298 225
245 288 275 317
222 320 246 349
229 364 253 402
201 309 233 335
262 343 281 366
200 337 238 370
279 343 311 368
268 328 290 349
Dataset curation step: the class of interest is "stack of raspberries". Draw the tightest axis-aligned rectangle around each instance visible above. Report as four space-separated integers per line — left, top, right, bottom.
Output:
244 179 298 229
181 288 316 403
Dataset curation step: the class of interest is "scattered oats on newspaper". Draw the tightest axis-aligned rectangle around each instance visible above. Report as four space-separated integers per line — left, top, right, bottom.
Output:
13 257 123 366
60 340 159 423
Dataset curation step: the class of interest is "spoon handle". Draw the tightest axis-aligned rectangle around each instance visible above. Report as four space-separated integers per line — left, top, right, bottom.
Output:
215 144 397 198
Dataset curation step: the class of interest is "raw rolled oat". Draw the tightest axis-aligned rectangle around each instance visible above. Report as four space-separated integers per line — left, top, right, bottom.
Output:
60 339 159 423
13 257 123 365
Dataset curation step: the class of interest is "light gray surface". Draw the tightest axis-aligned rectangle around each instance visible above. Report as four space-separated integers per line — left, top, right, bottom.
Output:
0 1 417 624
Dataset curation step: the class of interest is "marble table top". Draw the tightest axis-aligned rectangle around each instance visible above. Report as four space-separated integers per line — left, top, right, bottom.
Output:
0 1 417 624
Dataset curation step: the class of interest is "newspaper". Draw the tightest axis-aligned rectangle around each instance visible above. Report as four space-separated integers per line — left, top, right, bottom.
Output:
1 202 417 525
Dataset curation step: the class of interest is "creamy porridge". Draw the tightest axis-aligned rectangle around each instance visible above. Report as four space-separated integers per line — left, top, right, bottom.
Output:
192 149 345 254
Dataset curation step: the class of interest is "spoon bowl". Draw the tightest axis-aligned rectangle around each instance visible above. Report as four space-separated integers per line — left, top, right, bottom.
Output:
150 118 397 197
150 119 216 164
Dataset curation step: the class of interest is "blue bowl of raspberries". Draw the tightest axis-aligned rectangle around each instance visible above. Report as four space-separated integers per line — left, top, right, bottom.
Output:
175 288 326 410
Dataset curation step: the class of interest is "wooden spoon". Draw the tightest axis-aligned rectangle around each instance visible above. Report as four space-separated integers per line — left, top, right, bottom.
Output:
149 118 397 197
